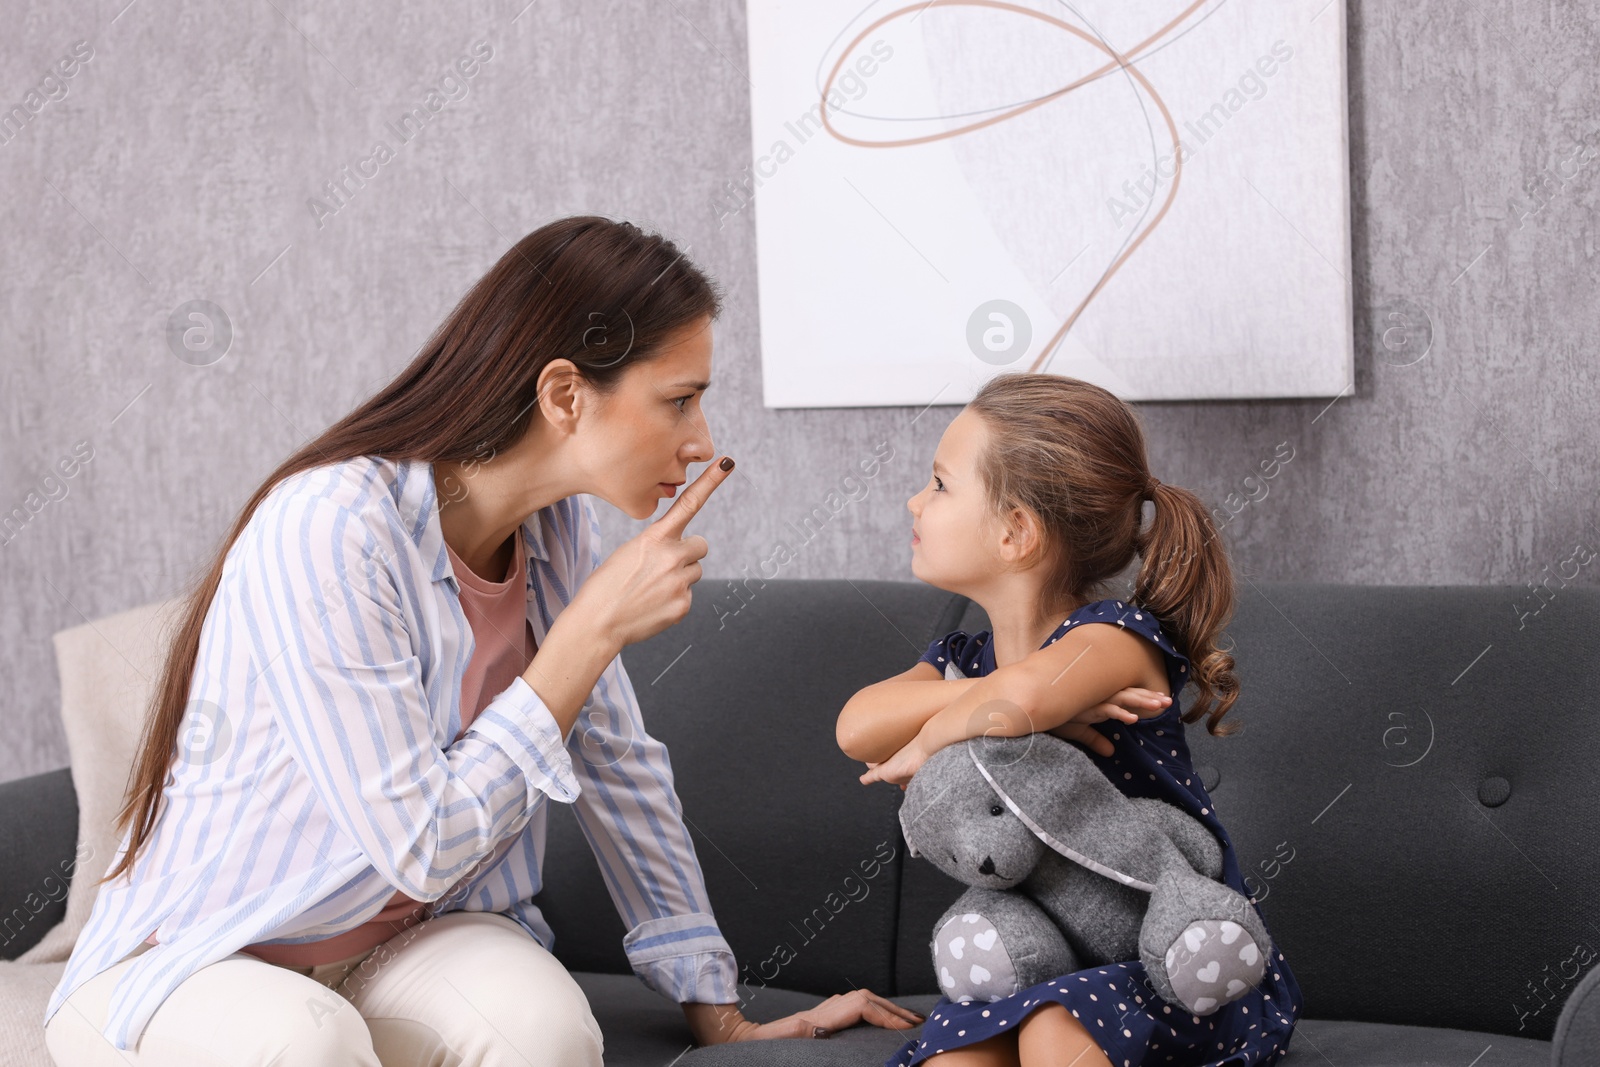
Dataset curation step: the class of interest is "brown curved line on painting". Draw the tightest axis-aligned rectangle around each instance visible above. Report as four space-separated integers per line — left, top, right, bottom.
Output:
819 0 1205 373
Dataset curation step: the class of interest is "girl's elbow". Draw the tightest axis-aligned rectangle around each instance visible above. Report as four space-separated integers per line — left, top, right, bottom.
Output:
836 714 868 762
837 718 895 765
835 694 872 759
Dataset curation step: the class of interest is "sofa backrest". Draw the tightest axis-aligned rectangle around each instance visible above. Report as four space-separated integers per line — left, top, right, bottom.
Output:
534 579 962 1006
1180 581 1600 1043
12 579 1594 1042
539 579 1600 1042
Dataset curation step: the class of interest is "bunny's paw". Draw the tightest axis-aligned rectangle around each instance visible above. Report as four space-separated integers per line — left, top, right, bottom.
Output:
1141 868 1273 1016
931 888 1080 1003
934 913 1021 1004
1161 919 1268 1015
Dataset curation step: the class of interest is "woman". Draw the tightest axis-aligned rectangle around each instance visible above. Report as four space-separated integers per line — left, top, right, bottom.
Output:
43 216 924 1065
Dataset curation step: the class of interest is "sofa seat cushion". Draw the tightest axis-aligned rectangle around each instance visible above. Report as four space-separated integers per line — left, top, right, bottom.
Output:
1270 1018 1550 1066
572 973 1552 1067
573 971 939 1066
0 968 1558 1067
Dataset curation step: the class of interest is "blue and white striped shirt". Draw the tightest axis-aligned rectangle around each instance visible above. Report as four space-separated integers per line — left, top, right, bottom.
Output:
45 456 738 1050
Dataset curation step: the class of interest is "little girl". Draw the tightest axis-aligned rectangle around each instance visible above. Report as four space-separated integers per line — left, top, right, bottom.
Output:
836 374 1303 1067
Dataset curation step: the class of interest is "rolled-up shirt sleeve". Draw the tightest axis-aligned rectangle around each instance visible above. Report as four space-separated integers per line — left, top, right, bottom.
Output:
562 495 740 1005
242 486 580 903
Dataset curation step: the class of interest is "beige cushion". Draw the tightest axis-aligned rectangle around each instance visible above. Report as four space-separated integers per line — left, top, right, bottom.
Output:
19 598 183 966
0 960 65 1064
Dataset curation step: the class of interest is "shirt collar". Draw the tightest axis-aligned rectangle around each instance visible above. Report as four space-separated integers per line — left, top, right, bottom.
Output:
392 457 553 590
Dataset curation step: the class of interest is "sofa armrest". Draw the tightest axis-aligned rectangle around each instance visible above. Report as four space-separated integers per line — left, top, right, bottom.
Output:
0 766 79 960
1554 963 1600 1065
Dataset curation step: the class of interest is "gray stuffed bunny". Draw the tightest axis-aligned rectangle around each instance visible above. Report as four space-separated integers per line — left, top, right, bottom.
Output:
899 732 1271 1016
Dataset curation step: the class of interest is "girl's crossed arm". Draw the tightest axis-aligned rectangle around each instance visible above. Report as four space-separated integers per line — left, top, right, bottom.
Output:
856 623 1170 787
836 662 984 765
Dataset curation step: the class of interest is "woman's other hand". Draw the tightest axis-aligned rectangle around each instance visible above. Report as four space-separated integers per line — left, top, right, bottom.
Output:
682 990 924 1044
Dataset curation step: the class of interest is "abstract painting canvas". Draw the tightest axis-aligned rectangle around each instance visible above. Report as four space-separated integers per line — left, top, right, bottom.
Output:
739 0 1354 408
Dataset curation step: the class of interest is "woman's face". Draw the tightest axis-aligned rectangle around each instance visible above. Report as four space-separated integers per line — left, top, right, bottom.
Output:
906 408 1008 596
578 314 716 521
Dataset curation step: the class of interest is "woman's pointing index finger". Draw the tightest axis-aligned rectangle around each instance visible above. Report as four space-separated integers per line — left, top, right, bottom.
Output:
652 456 735 538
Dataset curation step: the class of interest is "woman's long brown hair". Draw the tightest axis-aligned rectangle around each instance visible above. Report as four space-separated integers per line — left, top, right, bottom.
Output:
967 374 1241 736
99 216 723 886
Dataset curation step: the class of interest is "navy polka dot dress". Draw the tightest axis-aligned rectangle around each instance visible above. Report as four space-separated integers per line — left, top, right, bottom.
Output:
889 598 1303 1067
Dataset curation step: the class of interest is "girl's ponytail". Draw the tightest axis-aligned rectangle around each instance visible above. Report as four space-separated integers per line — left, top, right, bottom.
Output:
1132 480 1241 736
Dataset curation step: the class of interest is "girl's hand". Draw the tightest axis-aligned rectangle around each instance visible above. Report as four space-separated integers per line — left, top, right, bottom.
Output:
1048 687 1170 757
1047 722 1117 756
1075 686 1167 725
858 733 933 789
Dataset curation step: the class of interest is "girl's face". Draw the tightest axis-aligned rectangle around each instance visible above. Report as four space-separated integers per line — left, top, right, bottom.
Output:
907 408 1010 596
578 314 716 521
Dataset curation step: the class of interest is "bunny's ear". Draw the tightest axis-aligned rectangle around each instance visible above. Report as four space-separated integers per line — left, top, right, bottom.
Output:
966 737 1157 893
897 803 920 858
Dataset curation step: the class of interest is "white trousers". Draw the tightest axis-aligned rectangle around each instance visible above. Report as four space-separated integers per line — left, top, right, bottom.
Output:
45 910 605 1067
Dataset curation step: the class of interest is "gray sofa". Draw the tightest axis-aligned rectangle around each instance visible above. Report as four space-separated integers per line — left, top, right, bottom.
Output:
5 579 1598 1066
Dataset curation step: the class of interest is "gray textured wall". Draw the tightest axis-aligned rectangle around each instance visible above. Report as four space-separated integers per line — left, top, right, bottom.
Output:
2 1 1597 784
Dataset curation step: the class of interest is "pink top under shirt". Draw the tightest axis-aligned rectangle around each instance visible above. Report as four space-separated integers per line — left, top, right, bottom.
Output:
148 531 537 967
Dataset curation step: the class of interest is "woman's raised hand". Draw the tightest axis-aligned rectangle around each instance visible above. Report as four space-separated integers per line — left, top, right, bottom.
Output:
571 457 735 651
